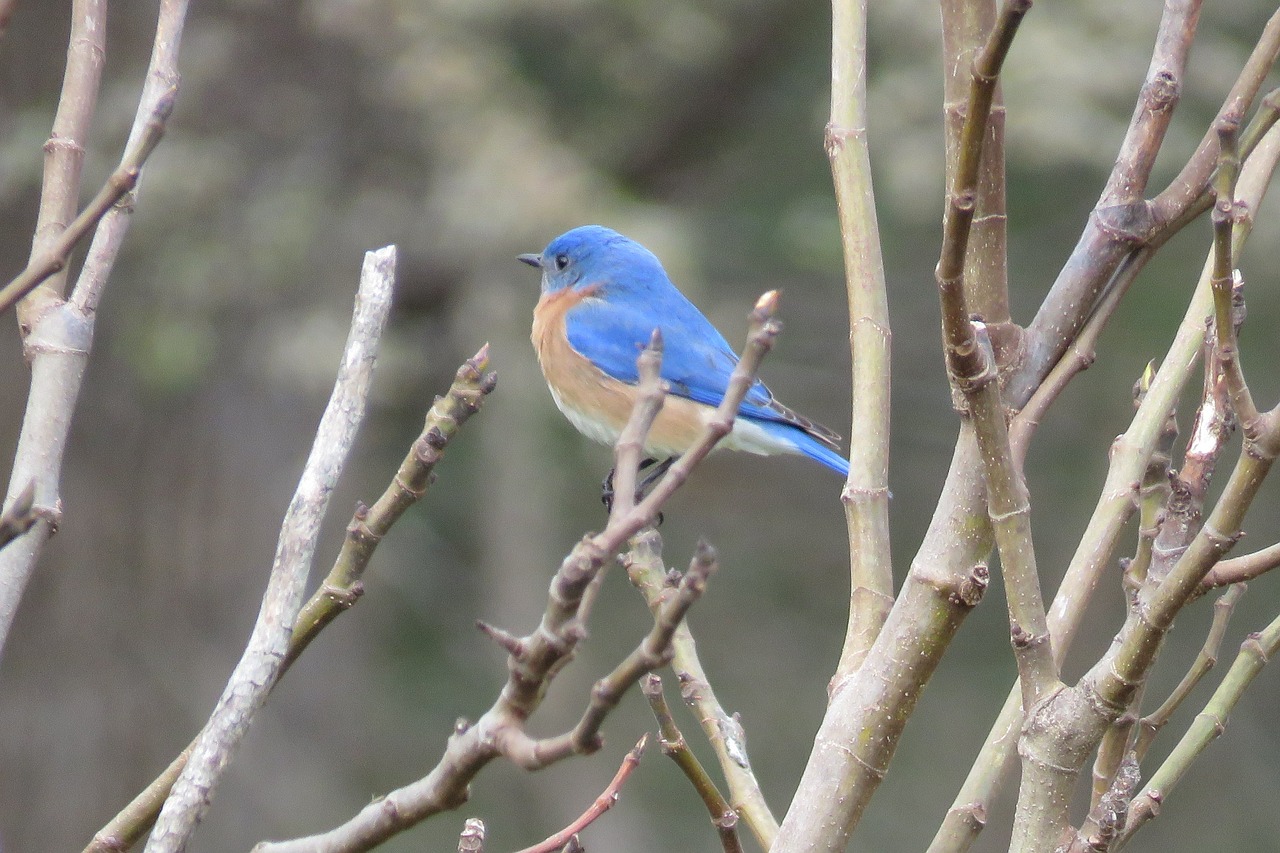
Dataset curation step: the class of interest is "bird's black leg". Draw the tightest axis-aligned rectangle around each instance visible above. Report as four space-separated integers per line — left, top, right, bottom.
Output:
601 466 618 514
600 457 676 522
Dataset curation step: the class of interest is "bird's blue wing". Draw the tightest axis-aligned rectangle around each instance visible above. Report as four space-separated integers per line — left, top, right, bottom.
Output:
564 294 783 420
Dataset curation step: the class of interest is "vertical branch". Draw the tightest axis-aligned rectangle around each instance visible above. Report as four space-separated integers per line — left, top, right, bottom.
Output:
826 0 893 677
143 248 396 853
0 0 187 664
18 0 106 334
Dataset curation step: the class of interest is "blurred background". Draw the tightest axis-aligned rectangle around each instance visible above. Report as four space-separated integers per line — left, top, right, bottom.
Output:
1 1 1279 850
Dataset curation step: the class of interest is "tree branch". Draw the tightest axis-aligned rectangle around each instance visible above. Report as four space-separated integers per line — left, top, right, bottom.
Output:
827 0 893 677
643 675 743 853
510 736 647 853
144 247 396 853
252 294 782 853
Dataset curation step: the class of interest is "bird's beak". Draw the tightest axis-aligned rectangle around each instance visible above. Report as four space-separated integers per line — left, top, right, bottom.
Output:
516 253 542 268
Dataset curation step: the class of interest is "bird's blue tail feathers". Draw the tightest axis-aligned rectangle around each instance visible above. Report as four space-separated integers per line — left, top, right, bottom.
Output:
754 421 849 477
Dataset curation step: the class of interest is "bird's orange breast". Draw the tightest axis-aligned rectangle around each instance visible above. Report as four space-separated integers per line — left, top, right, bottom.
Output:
531 287 709 456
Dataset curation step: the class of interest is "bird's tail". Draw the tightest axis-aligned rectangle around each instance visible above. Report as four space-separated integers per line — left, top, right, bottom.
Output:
791 431 850 477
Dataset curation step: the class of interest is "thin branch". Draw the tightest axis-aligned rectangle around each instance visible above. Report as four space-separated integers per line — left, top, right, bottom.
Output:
253 294 782 853
1198 541 1280 591
0 0 186 664
144 247 396 853
1117 607 1280 848
83 344 494 853
934 0 1056 710
18 0 107 334
1134 583 1245 758
0 92 174 319
510 736 648 853
501 543 719 769
828 0 893 676
643 675 743 853
609 330 665 518
624 531 778 848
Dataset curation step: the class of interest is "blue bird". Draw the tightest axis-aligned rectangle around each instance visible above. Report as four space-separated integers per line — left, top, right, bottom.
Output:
519 225 849 478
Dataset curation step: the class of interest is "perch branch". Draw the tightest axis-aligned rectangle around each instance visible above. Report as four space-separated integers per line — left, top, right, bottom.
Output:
253 295 781 853
143 248 396 853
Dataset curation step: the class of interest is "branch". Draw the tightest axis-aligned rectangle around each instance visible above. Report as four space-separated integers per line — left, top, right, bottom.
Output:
510 736 647 853
253 294 781 853
827 0 893 676
934 0 1057 711
643 675 743 853
0 92 174 318
143 247 396 853
1198 541 1280 591
501 543 719 769
0 0 186 664
1134 583 1244 758
928 120 1280 853
83 344 493 853
17 0 107 333
624 531 777 848
1117 607 1280 848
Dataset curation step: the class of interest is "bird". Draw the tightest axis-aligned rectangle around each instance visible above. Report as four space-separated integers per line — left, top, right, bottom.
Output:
518 225 850 486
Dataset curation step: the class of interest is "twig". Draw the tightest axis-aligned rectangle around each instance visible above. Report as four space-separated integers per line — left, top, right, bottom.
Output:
17 0 107 334
500 543 719 768
1133 583 1244 758
643 675 744 853
253 294 781 853
827 0 892 676
624 531 778 848
144 247 396 853
1198 541 1280 591
1117 612 1280 849
458 818 485 853
609 330 665 518
510 736 647 853
0 93 174 319
82 344 493 853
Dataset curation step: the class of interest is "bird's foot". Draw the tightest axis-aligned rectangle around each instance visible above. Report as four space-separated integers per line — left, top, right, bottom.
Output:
601 456 676 524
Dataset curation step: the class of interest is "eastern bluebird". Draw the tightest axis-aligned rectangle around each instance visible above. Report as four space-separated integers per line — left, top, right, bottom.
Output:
518 226 849 479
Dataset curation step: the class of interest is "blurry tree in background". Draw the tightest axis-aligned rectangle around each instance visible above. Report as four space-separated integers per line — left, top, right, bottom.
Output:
2 0 1280 852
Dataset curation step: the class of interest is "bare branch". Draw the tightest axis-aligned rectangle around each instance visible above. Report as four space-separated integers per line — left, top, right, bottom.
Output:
624 531 778 848
83 343 493 853
643 675 744 853
1198 541 1280 591
253 294 781 853
828 0 893 676
0 91 174 318
509 736 647 853
144 247 396 853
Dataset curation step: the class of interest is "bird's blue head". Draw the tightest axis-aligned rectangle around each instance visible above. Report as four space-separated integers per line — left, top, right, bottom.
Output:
518 225 669 297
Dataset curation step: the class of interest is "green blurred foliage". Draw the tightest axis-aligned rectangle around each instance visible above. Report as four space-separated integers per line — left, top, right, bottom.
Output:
0 1 1278 851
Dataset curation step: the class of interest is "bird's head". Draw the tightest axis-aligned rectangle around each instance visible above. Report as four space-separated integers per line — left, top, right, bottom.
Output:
518 225 666 297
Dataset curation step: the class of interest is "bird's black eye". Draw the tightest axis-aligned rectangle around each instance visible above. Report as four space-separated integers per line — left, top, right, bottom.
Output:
554 253 570 270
